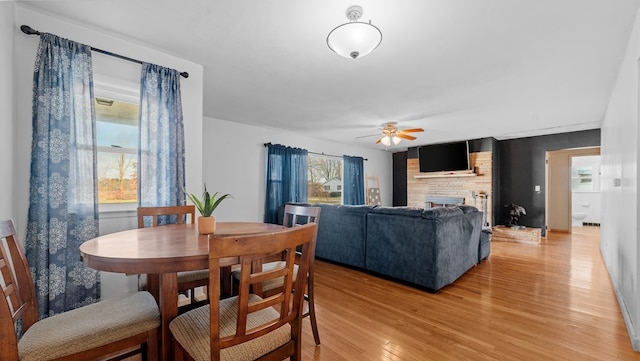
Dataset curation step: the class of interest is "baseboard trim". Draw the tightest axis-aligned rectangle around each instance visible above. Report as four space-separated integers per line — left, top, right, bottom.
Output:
602 246 640 351
613 286 640 351
617 291 640 350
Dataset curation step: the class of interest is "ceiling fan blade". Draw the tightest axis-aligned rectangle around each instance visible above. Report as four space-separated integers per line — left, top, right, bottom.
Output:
398 133 417 141
375 137 382 144
399 128 424 133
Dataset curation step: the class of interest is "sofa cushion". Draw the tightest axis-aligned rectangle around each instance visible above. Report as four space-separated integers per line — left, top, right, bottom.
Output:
370 206 424 217
421 206 464 219
458 205 479 214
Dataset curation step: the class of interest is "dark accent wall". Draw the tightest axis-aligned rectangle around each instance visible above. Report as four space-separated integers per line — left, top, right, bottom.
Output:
392 152 408 206
392 131 600 232
498 129 600 235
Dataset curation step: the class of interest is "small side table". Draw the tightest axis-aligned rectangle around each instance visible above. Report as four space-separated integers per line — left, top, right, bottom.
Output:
492 225 541 244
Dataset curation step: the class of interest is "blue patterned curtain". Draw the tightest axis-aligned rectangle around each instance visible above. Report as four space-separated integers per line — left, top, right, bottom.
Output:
25 33 100 317
343 155 365 205
138 63 186 217
264 144 308 223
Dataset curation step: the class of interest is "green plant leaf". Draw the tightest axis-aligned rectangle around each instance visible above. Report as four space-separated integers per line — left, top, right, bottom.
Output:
184 184 232 217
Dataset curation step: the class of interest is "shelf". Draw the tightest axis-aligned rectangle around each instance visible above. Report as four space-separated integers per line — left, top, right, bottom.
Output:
414 172 477 179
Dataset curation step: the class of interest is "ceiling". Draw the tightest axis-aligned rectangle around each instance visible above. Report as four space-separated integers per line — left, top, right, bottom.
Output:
17 0 640 151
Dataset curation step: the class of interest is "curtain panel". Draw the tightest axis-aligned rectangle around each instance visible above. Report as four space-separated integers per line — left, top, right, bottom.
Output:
25 33 100 317
264 144 308 223
343 155 365 205
138 63 186 225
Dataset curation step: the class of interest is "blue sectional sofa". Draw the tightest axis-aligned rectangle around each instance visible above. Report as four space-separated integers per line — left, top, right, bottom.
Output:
310 203 485 292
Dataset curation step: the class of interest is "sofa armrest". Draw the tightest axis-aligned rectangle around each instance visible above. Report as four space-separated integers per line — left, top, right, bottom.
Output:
314 204 373 268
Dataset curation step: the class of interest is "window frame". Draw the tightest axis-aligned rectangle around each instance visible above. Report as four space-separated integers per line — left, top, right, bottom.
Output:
307 153 343 205
94 76 140 214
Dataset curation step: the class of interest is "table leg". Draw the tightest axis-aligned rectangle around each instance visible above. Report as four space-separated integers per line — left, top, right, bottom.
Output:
159 272 178 361
147 274 160 303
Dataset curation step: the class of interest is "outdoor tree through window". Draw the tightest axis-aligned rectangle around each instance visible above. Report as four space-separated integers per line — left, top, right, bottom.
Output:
96 97 139 204
308 154 342 204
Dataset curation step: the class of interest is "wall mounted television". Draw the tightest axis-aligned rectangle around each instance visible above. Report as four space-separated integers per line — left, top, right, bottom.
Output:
418 141 470 173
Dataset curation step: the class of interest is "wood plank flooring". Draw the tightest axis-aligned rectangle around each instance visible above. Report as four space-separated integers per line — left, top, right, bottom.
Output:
126 226 640 360
300 226 639 360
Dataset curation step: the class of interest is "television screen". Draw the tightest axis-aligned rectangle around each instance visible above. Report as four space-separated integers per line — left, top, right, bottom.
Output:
418 141 470 172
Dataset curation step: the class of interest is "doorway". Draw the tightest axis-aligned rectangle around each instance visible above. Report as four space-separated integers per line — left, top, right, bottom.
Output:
545 147 600 233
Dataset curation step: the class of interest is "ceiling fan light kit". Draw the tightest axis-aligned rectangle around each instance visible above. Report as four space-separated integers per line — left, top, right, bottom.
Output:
327 5 382 59
373 122 424 147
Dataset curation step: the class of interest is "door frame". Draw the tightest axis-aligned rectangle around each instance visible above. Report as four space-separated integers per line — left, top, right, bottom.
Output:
545 146 600 233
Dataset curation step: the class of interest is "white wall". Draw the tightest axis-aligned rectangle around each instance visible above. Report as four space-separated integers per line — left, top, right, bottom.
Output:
202 117 392 222
0 3 15 221
600 8 640 350
13 6 204 299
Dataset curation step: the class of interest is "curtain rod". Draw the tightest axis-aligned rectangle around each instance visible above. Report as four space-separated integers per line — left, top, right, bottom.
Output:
263 143 368 161
20 25 189 78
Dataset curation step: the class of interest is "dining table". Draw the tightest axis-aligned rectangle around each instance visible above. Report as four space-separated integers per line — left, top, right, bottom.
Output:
79 221 286 361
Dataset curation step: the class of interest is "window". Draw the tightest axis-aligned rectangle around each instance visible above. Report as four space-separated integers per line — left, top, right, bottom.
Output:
308 154 342 204
571 166 593 191
96 97 139 204
94 76 140 207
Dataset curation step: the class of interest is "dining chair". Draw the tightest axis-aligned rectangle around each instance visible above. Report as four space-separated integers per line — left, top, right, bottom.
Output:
137 205 209 308
169 223 317 361
231 204 322 345
0 219 160 361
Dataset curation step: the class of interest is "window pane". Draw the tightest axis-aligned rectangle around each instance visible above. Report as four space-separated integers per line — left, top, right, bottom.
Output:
96 98 139 203
571 166 593 191
308 154 342 204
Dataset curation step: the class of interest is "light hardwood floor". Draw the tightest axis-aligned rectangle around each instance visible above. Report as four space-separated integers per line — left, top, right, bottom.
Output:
299 226 639 360
129 226 640 360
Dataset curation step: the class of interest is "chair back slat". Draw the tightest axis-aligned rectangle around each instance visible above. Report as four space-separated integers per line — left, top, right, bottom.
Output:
0 220 39 361
282 204 320 227
208 223 317 355
137 205 196 228
252 205 320 297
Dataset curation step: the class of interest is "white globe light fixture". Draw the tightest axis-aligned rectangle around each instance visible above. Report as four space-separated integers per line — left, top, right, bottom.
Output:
380 135 391 146
327 5 382 59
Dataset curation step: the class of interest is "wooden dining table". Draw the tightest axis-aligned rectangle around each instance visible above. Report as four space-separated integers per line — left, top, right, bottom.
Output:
79 221 286 361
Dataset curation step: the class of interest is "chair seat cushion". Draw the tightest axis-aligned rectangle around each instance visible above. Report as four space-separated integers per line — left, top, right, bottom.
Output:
170 294 291 361
18 291 160 361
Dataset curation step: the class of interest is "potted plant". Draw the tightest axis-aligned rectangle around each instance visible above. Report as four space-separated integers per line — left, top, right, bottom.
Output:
185 185 232 234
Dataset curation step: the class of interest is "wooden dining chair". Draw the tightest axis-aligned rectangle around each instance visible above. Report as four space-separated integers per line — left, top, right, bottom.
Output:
0 219 160 361
169 223 317 361
231 204 322 345
137 205 209 308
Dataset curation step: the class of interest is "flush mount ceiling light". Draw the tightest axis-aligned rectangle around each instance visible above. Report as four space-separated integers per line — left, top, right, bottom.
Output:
327 5 382 59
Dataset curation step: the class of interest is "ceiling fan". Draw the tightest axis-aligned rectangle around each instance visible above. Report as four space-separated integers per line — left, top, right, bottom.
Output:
364 122 424 146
